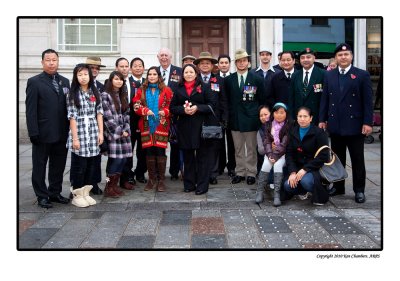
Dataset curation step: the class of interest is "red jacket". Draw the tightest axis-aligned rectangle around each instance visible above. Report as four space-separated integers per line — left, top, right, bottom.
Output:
133 86 172 149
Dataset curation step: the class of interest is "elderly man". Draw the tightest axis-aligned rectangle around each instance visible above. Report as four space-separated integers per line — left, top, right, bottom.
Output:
157 47 183 180
319 43 373 203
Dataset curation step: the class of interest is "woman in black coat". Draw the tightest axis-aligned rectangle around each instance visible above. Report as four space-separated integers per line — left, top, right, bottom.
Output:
284 106 330 205
170 64 217 195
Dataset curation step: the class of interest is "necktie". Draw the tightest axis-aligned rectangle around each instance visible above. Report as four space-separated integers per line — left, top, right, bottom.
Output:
203 76 208 83
287 73 291 79
162 70 166 81
52 75 59 92
341 68 345 75
303 71 309 87
223 73 226 78
239 75 244 90
339 69 346 92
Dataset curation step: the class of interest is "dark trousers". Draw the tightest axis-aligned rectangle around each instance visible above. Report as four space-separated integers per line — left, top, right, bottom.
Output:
226 128 236 171
107 157 127 175
31 141 68 199
122 131 147 182
208 139 221 179
169 142 181 176
218 130 227 174
91 154 102 186
182 141 210 192
145 147 166 157
70 152 97 189
330 134 366 193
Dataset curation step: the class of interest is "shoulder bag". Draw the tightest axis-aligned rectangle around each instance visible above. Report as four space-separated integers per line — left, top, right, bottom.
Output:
201 105 223 139
314 145 348 183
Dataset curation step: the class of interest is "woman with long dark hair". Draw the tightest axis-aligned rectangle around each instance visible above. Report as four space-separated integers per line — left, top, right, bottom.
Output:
67 63 103 207
101 71 133 197
169 64 216 195
132 66 172 192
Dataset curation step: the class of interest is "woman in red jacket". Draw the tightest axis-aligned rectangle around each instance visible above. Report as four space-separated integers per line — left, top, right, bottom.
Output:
132 66 172 192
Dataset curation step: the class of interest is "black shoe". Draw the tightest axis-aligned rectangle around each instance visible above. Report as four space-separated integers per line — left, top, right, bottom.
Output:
90 185 103 195
195 189 208 195
128 177 137 185
329 187 345 197
355 192 366 203
246 176 256 185
209 177 218 185
171 175 179 181
184 187 196 193
231 175 245 184
228 170 236 178
49 194 70 204
136 176 147 183
38 197 53 209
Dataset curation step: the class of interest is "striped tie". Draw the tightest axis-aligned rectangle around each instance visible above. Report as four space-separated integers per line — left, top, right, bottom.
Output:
52 75 59 92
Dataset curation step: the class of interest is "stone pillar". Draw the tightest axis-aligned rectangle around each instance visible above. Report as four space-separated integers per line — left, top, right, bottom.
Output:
258 19 283 66
354 18 367 70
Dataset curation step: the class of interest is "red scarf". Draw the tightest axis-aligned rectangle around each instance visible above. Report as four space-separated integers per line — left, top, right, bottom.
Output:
184 80 196 96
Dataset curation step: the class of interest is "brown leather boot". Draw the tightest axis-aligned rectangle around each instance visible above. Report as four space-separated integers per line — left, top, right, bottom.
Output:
113 173 125 195
121 181 135 190
156 156 167 192
144 156 157 191
104 174 120 198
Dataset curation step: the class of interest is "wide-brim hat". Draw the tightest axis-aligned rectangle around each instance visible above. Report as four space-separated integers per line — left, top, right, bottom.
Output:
334 43 352 55
234 48 251 61
193 52 218 65
182 55 197 62
86 56 106 67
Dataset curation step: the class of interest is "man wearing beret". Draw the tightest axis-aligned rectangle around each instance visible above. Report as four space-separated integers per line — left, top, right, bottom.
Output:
225 49 266 185
289 48 326 125
319 43 373 203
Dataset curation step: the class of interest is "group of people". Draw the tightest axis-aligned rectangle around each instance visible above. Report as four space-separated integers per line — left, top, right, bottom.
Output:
25 42 373 209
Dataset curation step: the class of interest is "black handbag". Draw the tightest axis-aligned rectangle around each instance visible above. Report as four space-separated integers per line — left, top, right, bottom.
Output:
314 145 348 183
201 105 223 139
99 137 109 153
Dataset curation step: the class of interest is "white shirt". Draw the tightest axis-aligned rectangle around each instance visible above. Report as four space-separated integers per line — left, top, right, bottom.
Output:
302 64 315 84
220 71 230 77
284 69 295 78
160 65 171 86
339 64 352 75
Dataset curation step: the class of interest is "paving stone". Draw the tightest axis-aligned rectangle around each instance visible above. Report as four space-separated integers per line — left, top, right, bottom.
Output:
154 225 190 248
191 217 225 235
201 201 257 210
311 209 341 217
19 219 36 235
30 212 73 229
221 209 256 227
192 209 221 218
80 212 131 248
42 219 98 248
19 228 58 249
160 210 192 225
191 234 227 249
131 210 163 219
290 224 335 245
72 211 104 219
278 210 315 224
255 216 292 233
116 235 155 249
302 243 342 249
332 234 381 249
315 217 363 235
130 202 200 211
225 229 265 248
262 233 302 249
124 218 159 236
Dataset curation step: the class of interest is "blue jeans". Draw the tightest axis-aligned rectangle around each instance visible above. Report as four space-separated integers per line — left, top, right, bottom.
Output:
106 157 127 175
284 172 314 195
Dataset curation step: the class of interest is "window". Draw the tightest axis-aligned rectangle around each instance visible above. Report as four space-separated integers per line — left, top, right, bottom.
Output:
57 18 117 52
311 18 329 26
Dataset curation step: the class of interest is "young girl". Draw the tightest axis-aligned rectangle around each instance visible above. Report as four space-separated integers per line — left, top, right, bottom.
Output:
67 64 104 208
257 105 271 173
255 102 291 206
101 71 133 197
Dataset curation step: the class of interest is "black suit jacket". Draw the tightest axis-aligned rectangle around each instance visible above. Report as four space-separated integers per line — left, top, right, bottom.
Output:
163 65 182 93
26 72 70 143
206 73 228 125
250 66 281 107
128 76 145 133
95 80 105 93
270 69 297 106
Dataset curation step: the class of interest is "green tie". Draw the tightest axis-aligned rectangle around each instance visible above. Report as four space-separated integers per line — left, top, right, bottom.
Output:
239 75 244 90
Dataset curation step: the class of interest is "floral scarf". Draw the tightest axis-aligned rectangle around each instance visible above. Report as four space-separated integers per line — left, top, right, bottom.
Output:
272 119 285 146
146 83 160 134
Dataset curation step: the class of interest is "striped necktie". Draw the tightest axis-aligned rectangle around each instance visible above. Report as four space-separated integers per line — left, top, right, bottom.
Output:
52 75 59 92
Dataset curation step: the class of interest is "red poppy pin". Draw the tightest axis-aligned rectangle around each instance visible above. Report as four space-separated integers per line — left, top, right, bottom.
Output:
172 70 177 75
131 81 136 88
350 74 357 79
297 147 303 152
196 85 202 93
210 77 217 83
89 95 96 102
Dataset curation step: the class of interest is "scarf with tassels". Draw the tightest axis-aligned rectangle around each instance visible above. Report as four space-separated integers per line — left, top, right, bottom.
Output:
146 83 160 134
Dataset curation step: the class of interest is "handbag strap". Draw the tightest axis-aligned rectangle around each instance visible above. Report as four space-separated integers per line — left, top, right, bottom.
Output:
207 105 217 119
314 145 330 158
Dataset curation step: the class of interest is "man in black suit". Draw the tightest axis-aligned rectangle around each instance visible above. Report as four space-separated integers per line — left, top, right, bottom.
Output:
194 52 228 185
128 57 147 183
217 54 235 177
319 43 373 203
86 56 106 195
157 47 183 180
25 49 70 208
270 51 297 106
